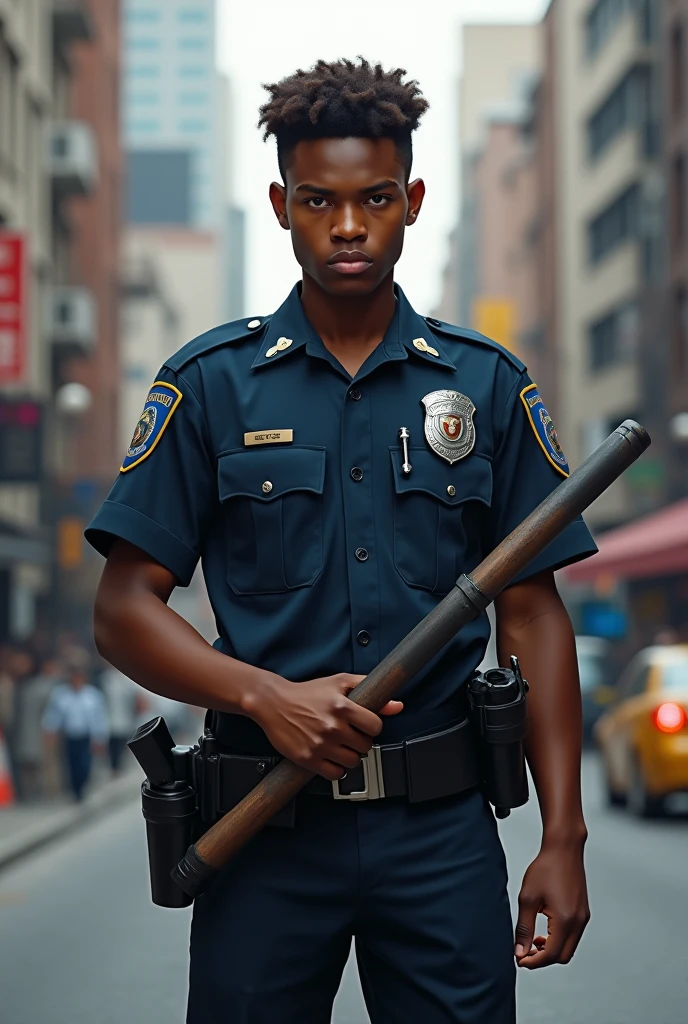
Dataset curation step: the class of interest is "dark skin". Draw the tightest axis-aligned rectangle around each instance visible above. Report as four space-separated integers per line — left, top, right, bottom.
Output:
94 136 589 970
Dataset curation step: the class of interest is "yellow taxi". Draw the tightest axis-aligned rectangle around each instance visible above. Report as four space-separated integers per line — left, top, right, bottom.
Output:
595 644 688 817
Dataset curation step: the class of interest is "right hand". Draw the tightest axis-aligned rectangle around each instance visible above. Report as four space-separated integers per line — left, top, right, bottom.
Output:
251 673 403 781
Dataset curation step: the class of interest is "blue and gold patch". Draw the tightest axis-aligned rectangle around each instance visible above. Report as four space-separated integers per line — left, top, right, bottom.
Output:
520 383 569 477
120 381 182 473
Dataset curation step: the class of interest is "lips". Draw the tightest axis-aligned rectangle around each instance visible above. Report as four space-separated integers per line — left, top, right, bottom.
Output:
327 250 374 275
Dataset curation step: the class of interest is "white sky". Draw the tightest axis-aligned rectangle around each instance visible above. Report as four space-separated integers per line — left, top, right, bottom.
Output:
217 0 549 318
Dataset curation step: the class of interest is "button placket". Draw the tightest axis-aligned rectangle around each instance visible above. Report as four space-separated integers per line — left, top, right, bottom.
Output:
341 383 378 670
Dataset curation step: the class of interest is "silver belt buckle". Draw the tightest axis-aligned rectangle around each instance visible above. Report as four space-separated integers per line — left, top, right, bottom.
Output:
332 745 385 801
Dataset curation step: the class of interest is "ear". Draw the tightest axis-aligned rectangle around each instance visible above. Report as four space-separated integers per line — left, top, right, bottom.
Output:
269 181 290 230
405 177 426 226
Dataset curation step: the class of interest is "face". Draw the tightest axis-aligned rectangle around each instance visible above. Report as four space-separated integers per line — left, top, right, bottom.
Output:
269 137 425 297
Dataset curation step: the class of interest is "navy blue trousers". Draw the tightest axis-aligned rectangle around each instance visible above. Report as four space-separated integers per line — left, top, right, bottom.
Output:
187 787 515 1023
64 735 92 801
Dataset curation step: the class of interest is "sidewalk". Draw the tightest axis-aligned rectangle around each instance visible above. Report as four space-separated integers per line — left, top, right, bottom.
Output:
0 762 142 872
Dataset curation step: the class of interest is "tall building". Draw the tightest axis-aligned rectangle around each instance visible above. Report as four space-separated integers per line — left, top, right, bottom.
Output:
434 24 542 329
122 0 226 230
664 0 688 500
546 0 663 529
0 1 122 642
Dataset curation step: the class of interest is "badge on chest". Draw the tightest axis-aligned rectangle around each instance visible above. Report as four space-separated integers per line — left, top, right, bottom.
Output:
421 390 476 465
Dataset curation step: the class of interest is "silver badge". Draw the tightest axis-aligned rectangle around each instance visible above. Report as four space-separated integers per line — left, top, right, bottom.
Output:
421 390 476 465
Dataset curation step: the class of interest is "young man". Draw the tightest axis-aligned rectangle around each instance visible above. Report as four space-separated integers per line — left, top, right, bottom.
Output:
88 59 597 1023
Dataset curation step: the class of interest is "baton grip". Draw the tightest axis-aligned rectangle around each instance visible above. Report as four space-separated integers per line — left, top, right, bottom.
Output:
172 420 650 899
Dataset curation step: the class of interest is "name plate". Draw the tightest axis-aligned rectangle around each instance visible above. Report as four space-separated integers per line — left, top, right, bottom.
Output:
243 429 294 447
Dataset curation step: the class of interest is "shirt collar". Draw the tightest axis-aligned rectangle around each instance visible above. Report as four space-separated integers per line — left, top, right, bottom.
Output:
250 282 456 372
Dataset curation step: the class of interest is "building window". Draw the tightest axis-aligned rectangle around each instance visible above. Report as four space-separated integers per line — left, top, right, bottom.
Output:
671 23 685 120
128 65 160 78
129 37 160 51
126 119 161 135
588 303 639 371
179 66 207 78
179 93 208 105
125 9 161 22
586 0 632 59
179 38 208 50
179 120 209 133
129 92 159 105
589 184 640 263
588 69 634 158
673 153 686 252
179 10 207 22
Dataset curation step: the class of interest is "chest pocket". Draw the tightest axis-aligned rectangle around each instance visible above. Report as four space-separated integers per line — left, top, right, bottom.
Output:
217 446 325 595
390 448 493 595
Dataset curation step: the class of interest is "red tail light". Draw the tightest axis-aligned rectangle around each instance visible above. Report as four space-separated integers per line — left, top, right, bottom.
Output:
653 703 687 734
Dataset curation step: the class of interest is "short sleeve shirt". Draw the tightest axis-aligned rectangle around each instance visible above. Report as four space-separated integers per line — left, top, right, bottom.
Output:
86 284 596 745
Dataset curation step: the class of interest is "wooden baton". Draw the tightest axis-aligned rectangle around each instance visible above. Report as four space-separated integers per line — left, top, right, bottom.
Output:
172 420 650 898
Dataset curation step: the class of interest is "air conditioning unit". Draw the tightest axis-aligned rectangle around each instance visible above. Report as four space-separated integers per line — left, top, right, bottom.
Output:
48 121 97 197
47 287 96 351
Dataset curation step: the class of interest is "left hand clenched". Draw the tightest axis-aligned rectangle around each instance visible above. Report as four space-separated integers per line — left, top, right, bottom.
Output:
514 841 590 969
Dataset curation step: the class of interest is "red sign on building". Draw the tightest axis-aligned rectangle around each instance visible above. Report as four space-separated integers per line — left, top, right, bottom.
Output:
0 233 27 383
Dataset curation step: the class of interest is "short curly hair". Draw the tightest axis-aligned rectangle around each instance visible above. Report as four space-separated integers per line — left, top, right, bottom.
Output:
258 57 429 180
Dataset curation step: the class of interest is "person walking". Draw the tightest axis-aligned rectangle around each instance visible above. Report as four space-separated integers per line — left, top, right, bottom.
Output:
42 649 109 801
99 663 141 774
14 653 62 801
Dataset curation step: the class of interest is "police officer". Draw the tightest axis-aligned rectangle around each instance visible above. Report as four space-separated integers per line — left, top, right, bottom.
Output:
88 58 597 1024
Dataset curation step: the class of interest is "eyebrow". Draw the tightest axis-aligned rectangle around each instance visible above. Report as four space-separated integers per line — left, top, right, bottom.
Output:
294 179 401 196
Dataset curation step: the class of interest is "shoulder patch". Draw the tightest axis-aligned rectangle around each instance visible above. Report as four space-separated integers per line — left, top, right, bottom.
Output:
520 383 569 477
424 318 526 372
120 381 182 473
164 316 269 373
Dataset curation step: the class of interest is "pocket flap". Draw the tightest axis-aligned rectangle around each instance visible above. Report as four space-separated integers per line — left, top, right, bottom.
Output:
390 447 492 507
218 446 326 502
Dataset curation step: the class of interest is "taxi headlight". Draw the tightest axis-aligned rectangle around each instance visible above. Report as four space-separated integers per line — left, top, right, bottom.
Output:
652 703 687 734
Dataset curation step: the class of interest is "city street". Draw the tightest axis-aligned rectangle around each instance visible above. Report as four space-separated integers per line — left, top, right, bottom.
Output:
0 754 686 1023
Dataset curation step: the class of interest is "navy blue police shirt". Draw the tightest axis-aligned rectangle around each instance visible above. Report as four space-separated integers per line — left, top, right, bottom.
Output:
86 284 597 748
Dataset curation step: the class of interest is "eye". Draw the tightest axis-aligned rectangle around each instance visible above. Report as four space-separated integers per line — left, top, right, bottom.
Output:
366 194 391 206
305 197 330 208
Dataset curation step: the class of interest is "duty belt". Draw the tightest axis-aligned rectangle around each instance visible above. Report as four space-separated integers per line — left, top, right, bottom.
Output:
197 717 482 827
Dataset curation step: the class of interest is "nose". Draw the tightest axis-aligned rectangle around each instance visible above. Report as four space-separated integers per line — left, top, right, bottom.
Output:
331 202 367 244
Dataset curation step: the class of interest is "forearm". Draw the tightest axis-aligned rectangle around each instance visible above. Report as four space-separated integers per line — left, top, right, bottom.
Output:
95 586 274 718
496 582 587 845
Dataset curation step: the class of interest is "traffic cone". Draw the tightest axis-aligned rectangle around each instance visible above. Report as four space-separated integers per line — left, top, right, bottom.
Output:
0 728 15 806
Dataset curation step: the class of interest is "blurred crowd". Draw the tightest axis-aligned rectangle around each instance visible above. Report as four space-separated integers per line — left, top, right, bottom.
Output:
0 632 193 805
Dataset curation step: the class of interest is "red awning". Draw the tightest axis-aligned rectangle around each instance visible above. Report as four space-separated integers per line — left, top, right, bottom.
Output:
565 498 688 583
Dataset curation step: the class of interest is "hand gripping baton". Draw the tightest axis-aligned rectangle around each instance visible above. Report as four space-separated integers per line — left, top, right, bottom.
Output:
172 420 650 898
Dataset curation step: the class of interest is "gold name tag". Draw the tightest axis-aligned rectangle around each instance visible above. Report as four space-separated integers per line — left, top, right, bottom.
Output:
243 429 294 447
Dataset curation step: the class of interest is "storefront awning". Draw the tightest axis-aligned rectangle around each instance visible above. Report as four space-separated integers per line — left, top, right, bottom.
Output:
565 498 688 583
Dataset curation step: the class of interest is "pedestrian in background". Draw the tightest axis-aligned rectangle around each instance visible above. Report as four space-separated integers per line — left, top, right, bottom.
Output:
99 662 142 774
0 645 36 793
42 648 109 802
14 653 62 801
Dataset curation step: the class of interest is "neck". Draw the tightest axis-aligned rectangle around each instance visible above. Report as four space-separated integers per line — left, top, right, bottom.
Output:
299 271 396 353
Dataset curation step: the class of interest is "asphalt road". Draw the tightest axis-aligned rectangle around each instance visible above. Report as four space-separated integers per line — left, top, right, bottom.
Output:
0 755 686 1024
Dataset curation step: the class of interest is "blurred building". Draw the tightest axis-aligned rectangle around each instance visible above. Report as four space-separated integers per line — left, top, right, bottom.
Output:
0 1 121 643
664 0 688 500
544 0 664 530
122 0 226 230
433 24 541 332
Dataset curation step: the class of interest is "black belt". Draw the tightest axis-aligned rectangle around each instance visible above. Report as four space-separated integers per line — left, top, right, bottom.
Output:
201 717 481 827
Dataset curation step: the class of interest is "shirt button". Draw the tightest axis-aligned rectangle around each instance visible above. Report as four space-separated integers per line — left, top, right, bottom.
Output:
350 466 363 482
356 630 371 647
262 481 273 493
447 485 456 497
355 547 369 562
349 387 362 401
